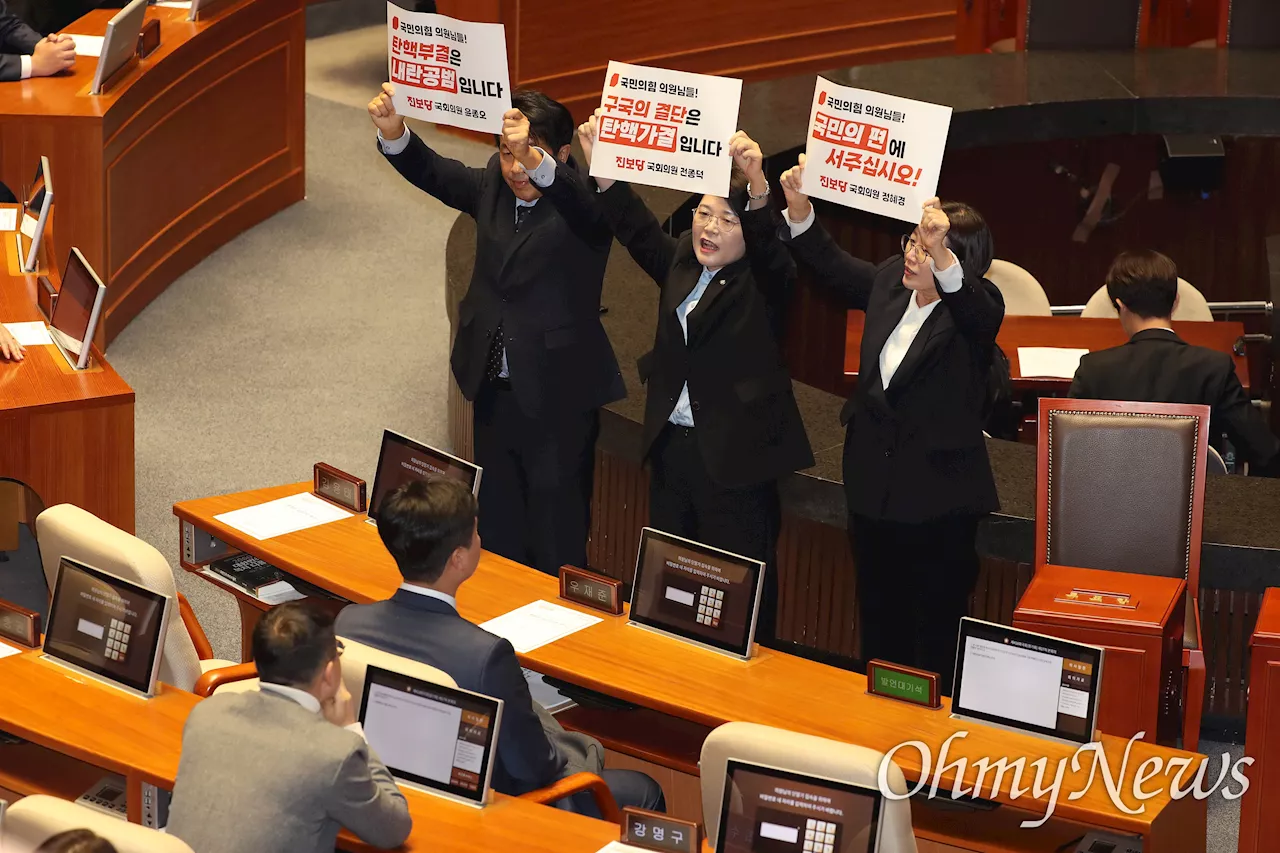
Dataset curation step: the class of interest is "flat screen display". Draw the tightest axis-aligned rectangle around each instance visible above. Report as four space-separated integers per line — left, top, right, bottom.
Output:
21 156 51 272
43 557 170 696
368 429 482 521
358 665 502 806
49 248 107 369
91 0 149 95
716 761 882 853
952 617 1104 745
629 527 763 659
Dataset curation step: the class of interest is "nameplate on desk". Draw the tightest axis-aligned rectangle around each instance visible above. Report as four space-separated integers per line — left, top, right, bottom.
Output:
0 599 40 648
621 807 700 853
1054 588 1138 609
559 565 623 615
866 659 941 709
137 18 160 59
313 463 367 513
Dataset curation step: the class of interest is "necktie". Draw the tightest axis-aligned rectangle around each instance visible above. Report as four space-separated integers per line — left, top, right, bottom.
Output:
515 204 532 233
487 205 533 381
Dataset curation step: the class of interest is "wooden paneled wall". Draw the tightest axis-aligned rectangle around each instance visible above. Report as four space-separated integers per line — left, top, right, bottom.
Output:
436 0 956 119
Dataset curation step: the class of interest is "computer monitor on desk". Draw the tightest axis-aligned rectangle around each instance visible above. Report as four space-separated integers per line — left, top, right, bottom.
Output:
715 760 884 853
189 0 235 22
48 248 108 371
18 156 51 273
41 557 171 698
629 527 764 660
951 617 1104 746
367 429 482 524
91 0 149 96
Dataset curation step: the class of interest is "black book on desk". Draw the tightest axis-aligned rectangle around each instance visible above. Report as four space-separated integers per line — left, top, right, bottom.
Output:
207 553 283 594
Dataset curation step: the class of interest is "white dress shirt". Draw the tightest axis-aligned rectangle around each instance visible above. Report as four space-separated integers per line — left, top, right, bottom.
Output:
20 56 30 80
669 266 719 426
397 582 458 611
259 681 367 740
786 205 964 388
378 128 558 379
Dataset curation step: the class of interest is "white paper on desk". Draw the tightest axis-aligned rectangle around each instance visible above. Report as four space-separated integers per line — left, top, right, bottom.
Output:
64 35 105 57
257 580 306 605
213 492 351 541
154 1 193 7
480 600 602 653
0 640 23 660
3 322 52 346
595 844 650 853
522 667 574 713
0 208 16 231
1017 346 1090 380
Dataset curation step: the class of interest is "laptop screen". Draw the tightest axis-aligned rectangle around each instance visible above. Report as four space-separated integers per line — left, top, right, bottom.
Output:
952 617 1104 744
629 527 764 659
43 557 170 696
716 761 883 853
367 429 482 521
358 665 502 805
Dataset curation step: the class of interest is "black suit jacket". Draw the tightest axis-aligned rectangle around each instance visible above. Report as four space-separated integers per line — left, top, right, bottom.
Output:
1070 328 1280 472
583 183 814 487
784 217 1004 523
335 590 604 797
382 134 625 419
0 1 40 83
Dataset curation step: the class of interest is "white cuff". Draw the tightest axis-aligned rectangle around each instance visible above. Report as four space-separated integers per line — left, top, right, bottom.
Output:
20 55 31 80
930 249 964 293
377 126 411 156
526 148 556 188
344 722 368 742
785 204 815 238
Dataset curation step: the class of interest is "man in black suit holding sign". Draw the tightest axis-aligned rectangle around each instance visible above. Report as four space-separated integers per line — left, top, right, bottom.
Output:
368 84 623 576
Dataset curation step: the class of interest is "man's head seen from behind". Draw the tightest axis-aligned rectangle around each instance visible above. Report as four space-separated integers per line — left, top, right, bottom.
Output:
378 477 481 591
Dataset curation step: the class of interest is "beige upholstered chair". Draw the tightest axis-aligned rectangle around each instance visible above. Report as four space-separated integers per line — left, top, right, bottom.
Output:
34 504 236 692
337 636 457 698
1081 279 1213 321
984 259 1052 316
0 795 194 853
700 722 917 853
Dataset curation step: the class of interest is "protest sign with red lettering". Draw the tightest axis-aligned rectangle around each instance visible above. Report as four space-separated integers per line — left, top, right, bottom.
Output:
801 76 952 223
589 61 742 196
387 5 510 133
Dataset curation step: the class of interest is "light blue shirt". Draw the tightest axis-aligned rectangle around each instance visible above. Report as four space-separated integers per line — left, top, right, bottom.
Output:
669 266 719 427
379 127 559 380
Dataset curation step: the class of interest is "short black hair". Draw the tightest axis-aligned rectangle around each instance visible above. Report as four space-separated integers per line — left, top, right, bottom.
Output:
377 478 478 584
506 90 575 152
939 201 993 281
1106 250 1178 319
36 831 118 853
252 602 338 689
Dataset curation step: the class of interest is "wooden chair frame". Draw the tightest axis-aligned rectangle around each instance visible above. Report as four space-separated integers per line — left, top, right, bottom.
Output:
1016 0 1153 50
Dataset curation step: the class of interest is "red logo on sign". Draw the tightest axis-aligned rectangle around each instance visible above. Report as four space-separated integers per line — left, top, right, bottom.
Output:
819 91 827 105
392 16 399 29
609 73 619 87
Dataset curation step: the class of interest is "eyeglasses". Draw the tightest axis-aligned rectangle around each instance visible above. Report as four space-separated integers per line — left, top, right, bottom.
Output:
901 234 930 259
693 206 740 234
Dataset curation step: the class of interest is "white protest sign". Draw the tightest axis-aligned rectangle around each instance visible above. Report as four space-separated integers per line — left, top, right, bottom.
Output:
801 76 952 224
386 5 510 134
589 61 743 196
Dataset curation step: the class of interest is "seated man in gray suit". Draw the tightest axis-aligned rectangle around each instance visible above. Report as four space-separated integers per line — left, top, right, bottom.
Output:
167 602 412 853
336 477 665 816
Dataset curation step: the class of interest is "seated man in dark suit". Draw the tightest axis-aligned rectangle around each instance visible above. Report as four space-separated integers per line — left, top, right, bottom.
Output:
167 602 412 853
336 477 666 816
0 0 74 81
1071 249 1280 475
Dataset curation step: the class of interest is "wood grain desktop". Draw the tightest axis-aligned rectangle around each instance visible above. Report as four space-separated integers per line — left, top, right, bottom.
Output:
177 483 1209 851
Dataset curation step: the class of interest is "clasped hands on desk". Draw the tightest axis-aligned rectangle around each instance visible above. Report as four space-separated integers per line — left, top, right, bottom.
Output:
175 482 1208 852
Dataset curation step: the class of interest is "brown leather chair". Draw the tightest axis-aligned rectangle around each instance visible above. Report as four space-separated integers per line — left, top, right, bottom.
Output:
1016 0 1152 49
1035 398 1210 751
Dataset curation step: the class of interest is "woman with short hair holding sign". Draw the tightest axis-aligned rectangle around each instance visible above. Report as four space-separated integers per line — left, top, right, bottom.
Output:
778 154 1004 693
573 113 814 644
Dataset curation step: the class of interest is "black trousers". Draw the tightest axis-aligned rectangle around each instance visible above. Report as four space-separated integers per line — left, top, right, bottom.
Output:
648 423 781 642
849 512 981 696
473 381 598 576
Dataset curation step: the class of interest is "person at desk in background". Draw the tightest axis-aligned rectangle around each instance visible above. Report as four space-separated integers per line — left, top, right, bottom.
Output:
1070 249 1280 476
571 112 813 643
167 602 412 853
368 83 624 578
778 155 1005 695
0 2 74 81
336 477 667 817
0 324 24 360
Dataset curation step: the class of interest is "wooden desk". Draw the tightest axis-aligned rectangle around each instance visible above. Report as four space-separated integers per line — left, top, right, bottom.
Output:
843 313 1250 392
176 483 1210 852
0 648 621 852
0 0 305 347
0 206 134 531
1237 588 1280 853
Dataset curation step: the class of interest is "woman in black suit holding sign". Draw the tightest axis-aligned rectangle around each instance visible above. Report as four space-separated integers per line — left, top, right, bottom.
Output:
778 154 1004 693
562 114 813 643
